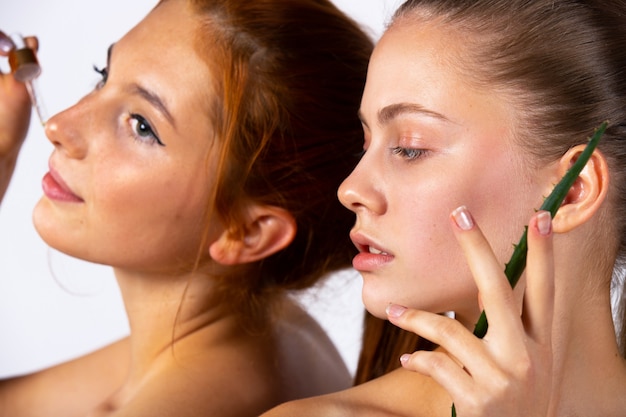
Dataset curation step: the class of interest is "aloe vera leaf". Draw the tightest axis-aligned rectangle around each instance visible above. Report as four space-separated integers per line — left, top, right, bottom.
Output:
472 120 607 338
450 121 607 417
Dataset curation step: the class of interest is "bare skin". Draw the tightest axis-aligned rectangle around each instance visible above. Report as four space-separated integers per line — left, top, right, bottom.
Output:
0 297 350 417
263 16 626 417
0 1 351 415
0 35 31 200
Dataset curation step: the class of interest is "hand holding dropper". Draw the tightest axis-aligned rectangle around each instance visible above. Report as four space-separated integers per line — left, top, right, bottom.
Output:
6 33 47 126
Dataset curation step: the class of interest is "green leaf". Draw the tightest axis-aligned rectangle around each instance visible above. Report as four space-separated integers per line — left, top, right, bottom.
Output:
471 121 607 338
450 121 608 416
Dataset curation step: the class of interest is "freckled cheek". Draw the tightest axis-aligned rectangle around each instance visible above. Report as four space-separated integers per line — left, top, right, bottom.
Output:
394 184 458 253
161 179 212 230
90 173 178 225
394 164 504 258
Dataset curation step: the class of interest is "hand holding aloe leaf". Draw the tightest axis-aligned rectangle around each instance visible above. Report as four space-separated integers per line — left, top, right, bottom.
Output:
451 121 608 417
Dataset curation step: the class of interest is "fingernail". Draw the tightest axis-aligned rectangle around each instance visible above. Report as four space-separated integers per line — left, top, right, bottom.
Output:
451 205 474 231
0 35 14 54
400 354 410 365
386 303 407 318
536 210 552 236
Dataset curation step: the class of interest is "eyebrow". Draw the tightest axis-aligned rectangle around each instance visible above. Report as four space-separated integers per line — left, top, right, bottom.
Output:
359 103 451 128
130 84 176 128
106 43 176 129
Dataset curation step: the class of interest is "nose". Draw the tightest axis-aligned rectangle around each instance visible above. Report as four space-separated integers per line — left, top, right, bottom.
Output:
44 97 91 159
337 154 386 215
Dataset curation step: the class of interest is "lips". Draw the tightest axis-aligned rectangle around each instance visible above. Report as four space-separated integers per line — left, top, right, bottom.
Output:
350 232 394 272
42 167 83 203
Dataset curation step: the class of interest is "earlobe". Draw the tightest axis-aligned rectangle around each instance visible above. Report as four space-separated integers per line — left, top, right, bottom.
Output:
208 205 296 265
551 146 609 233
208 230 244 266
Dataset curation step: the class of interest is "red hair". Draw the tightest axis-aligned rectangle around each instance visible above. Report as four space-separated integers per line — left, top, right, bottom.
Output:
184 0 373 323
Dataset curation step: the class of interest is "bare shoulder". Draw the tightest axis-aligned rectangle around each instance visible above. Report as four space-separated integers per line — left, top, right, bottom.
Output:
261 392 353 417
263 368 452 417
102 312 348 417
0 338 130 417
260 385 394 417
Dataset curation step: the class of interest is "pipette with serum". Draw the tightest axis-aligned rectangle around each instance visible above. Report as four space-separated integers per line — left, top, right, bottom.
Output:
8 33 47 126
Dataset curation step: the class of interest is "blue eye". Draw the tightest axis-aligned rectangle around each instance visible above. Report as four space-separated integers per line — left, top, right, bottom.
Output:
129 114 165 146
391 146 427 160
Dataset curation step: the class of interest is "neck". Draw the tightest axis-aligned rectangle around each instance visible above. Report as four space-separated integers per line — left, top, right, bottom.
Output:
547 253 626 416
112 267 241 383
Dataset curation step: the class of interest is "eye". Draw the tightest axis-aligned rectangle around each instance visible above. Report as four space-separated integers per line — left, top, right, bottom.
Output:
93 65 108 89
391 146 427 161
129 113 165 146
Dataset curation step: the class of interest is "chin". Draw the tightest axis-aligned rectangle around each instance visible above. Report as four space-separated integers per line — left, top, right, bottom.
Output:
361 286 392 320
32 200 54 243
32 202 82 259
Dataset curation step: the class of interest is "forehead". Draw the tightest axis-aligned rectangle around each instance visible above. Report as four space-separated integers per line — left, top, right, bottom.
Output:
363 20 465 107
360 19 522 151
120 0 201 63
364 20 509 119
111 0 213 116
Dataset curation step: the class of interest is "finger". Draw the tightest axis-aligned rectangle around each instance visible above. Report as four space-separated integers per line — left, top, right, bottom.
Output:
0 31 14 56
0 33 38 56
386 305 492 376
399 349 475 400
450 206 522 336
0 33 39 82
24 36 39 52
522 210 554 344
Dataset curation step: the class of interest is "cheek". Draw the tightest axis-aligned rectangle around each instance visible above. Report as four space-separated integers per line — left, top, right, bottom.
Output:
88 162 211 252
391 181 473 276
398 150 528 266
93 152 208 214
462 154 539 264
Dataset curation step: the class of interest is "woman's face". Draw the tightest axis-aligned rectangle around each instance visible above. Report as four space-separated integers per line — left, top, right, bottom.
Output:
33 0 219 274
338 19 552 324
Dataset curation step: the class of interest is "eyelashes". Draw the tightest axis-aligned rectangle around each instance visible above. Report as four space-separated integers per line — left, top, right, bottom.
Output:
391 146 427 161
129 113 164 147
354 146 428 162
90 65 164 147
93 65 108 88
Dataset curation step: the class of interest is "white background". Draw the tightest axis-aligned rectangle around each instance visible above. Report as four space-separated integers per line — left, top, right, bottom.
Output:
0 0 404 377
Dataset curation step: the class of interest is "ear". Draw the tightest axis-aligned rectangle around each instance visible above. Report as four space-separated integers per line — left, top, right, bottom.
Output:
550 145 609 233
208 204 297 265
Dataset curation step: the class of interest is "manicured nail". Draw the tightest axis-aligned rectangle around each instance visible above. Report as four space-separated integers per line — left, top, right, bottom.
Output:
386 303 407 318
0 35 14 54
536 210 552 236
451 205 474 231
400 354 410 365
